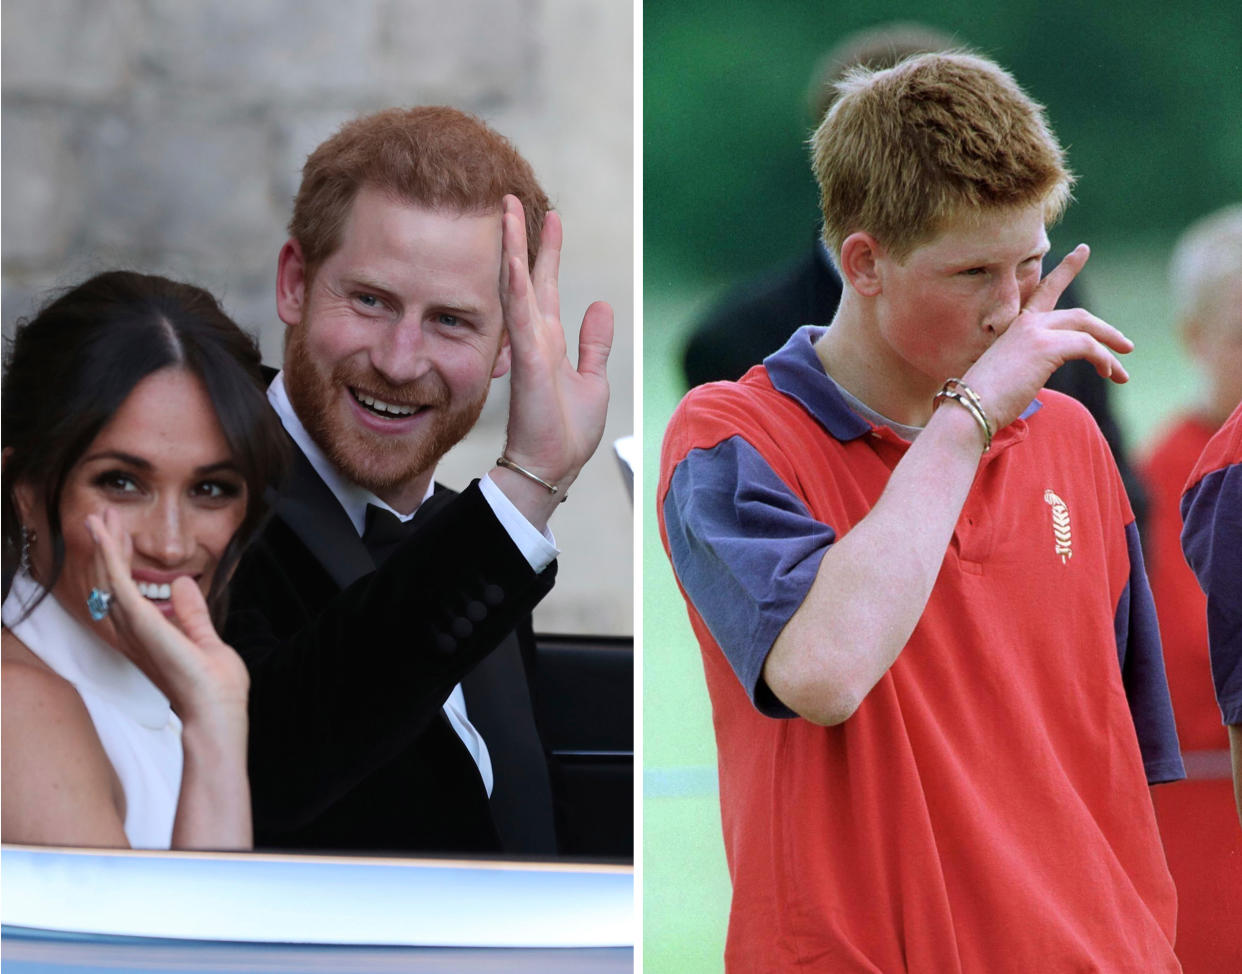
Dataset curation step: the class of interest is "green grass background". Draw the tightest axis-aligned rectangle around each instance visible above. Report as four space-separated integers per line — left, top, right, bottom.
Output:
642 240 1199 972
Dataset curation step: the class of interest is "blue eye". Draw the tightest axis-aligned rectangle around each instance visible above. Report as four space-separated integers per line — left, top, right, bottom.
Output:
437 314 461 327
354 292 390 313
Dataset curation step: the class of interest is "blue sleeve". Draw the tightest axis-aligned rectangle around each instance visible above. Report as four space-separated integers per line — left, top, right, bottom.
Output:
1181 461 1242 724
663 437 835 717
1114 521 1185 784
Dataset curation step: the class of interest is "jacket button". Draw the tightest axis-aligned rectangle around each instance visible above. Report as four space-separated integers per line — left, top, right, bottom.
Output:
435 633 456 655
482 584 504 606
466 600 487 622
451 618 474 639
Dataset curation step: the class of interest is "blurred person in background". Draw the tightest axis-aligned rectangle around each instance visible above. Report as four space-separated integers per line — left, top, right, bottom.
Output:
1139 204 1242 972
1181 399 1242 824
681 21 1146 528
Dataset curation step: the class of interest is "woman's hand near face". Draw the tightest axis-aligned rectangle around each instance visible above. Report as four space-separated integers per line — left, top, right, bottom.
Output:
86 509 248 719
87 509 252 849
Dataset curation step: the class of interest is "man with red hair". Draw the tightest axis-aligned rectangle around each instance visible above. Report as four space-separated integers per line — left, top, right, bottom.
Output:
225 107 613 854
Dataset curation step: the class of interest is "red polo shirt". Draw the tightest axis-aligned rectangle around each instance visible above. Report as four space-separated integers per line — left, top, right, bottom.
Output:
660 327 1181 972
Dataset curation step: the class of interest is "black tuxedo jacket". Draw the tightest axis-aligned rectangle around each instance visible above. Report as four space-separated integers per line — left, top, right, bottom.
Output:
224 442 558 854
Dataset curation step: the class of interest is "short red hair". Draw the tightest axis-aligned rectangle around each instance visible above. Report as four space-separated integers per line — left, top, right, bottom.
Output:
813 53 1073 264
290 106 549 279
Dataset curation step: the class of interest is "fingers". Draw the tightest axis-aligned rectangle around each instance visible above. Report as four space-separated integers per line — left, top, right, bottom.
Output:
87 513 112 595
577 301 614 379
1029 310 1133 383
1065 331 1130 383
501 195 528 271
532 210 562 324
86 510 138 610
504 195 565 331
169 577 220 651
1024 244 1090 315
1045 307 1134 355
85 510 151 648
1081 330 1131 383
501 199 534 337
504 252 531 319
1006 302 1134 386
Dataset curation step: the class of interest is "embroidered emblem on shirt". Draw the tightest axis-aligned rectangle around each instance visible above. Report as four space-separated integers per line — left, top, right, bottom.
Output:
1043 489 1073 563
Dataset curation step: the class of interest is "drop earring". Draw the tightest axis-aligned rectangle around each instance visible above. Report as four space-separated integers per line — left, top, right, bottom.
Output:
18 525 36 575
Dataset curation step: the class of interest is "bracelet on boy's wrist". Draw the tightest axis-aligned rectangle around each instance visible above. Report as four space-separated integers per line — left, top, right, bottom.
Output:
933 378 993 452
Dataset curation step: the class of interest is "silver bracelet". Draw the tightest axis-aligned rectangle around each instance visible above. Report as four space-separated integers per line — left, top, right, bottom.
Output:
933 378 993 452
496 456 562 498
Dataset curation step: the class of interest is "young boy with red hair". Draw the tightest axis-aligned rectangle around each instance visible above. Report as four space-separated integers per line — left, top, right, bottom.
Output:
659 52 1182 971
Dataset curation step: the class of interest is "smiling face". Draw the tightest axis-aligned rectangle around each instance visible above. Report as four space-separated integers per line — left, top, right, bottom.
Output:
16 368 247 648
279 185 511 511
871 204 1050 397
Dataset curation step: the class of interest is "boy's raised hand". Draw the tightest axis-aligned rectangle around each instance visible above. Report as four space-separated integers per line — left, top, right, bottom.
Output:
963 244 1134 433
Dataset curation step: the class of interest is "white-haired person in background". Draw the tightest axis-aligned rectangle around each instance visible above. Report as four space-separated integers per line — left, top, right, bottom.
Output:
1138 203 1242 974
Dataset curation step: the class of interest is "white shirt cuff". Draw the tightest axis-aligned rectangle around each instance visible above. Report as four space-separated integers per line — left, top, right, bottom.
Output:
479 473 558 573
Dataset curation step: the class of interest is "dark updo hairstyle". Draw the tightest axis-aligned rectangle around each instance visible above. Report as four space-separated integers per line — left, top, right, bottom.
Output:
2 270 289 622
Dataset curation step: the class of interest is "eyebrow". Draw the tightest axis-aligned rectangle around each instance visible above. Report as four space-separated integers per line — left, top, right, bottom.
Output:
952 246 1050 269
344 274 395 297
82 450 241 476
433 300 488 317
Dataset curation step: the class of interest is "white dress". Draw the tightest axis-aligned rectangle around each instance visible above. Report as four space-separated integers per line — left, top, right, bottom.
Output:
2 571 182 848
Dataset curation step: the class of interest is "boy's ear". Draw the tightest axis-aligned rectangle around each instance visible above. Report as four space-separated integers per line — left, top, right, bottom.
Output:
839 232 884 297
275 238 308 329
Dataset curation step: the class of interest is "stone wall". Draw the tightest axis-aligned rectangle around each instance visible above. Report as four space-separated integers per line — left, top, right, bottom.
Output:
2 0 634 635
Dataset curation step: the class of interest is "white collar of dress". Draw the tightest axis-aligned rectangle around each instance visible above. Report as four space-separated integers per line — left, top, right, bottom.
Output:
2 571 174 730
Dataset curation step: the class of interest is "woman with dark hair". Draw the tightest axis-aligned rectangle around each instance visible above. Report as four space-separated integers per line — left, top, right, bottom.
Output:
1 270 288 849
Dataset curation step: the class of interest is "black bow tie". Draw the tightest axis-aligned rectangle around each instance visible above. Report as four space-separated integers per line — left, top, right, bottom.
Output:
361 490 456 567
362 504 419 567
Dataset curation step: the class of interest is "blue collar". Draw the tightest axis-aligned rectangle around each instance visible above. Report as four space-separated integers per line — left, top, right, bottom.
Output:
761 325 1042 444
762 326 872 441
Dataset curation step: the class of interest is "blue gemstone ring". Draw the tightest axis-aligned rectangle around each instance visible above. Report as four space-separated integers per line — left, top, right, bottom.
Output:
86 587 113 621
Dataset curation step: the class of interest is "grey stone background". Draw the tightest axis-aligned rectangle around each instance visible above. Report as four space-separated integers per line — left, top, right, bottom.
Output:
2 0 634 635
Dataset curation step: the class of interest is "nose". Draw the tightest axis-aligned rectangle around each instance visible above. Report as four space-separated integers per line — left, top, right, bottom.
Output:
984 273 1023 335
370 317 433 387
131 497 193 566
